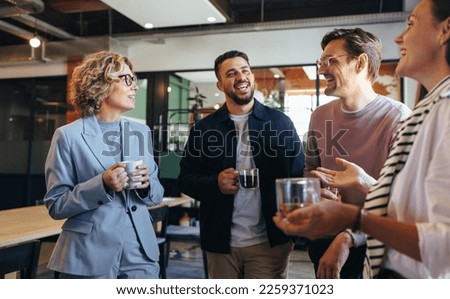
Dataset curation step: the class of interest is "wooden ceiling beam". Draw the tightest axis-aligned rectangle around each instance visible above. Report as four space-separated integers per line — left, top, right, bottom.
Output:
46 0 110 13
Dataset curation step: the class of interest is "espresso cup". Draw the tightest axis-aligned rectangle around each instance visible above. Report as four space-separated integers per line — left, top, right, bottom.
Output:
122 159 143 189
238 168 259 190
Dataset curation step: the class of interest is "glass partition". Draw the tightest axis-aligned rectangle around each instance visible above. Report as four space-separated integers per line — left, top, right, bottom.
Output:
174 62 402 142
0 77 67 209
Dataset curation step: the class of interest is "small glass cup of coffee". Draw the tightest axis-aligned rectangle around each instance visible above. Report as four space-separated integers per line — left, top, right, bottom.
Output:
238 168 259 190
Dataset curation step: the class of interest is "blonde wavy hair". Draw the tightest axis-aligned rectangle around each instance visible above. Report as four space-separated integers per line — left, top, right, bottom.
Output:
69 50 134 117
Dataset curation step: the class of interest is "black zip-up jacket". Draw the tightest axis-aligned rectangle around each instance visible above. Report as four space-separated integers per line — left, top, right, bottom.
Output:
178 99 304 253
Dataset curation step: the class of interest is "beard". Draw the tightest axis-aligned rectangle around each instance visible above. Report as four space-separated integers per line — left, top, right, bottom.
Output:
324 85 336 97
228 89 255 106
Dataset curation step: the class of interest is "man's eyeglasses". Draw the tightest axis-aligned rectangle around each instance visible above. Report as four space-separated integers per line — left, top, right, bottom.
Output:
316 54 353 69
118 74 138 86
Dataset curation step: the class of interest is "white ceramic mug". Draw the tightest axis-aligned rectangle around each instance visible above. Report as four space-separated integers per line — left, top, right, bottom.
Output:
122 159 143 189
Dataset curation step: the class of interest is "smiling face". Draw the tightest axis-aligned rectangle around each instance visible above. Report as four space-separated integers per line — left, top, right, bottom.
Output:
318 39 358 99
216 56 255 107
101 64 138 117
395 0 449 90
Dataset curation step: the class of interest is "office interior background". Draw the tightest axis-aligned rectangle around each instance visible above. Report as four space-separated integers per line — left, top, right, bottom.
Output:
0 0 420 210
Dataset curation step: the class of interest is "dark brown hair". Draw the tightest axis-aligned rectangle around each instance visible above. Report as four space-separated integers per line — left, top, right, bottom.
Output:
431 0 450 66
214 50 250 80
321 28 382 82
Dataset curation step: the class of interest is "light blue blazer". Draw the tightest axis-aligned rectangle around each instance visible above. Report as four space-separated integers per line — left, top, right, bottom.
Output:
43 115 164 276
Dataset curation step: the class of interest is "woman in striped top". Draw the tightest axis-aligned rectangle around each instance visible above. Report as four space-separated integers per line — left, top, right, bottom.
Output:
274 0 450 279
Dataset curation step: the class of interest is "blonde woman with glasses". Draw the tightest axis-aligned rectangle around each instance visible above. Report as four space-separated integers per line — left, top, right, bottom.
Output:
44 50 164 278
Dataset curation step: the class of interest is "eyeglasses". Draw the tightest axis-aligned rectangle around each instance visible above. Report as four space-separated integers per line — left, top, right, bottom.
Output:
118 74 137 86
316 54 353 69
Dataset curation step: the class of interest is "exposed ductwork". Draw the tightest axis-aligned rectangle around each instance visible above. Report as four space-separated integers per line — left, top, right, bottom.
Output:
12 14 76 39
0 35 113 66
0 19 32 40
0 0 44 18
0 10 409 67
0 0 76 52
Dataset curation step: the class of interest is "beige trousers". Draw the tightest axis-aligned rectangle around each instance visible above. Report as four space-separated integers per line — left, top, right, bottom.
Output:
206 240 294 279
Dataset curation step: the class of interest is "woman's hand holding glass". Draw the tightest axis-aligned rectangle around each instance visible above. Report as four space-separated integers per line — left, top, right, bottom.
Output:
273 158 375 239
273 199 356 240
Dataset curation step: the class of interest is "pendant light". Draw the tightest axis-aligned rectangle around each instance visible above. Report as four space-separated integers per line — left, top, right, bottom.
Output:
29 9 41 48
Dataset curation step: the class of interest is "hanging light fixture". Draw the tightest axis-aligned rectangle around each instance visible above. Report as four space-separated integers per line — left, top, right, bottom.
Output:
29 9 41 48
29 33 41 48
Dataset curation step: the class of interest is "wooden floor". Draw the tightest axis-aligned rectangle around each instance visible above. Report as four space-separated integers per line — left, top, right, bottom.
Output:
37 240 315 279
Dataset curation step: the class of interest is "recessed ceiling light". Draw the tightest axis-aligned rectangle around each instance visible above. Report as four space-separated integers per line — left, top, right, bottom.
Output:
103 0 226 29
144 23 154 29
273 74 280 79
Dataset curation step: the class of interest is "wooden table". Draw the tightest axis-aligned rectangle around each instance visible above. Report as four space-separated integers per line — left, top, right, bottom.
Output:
0 205 63 249
151 196 192 209
0 197 193 249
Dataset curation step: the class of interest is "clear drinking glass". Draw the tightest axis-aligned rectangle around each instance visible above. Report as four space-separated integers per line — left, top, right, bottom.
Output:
276 177 321 213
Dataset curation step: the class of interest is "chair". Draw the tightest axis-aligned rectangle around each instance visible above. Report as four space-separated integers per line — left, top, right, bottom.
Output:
166 224 208 278
0 240 41 279
40 235 60 279
149 205 170 278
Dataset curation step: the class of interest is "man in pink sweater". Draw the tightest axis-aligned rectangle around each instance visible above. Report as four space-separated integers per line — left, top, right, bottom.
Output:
305 28 411 279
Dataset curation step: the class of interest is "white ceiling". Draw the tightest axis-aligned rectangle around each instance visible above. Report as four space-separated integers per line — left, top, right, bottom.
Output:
101 0 226 29
175 71 217 83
